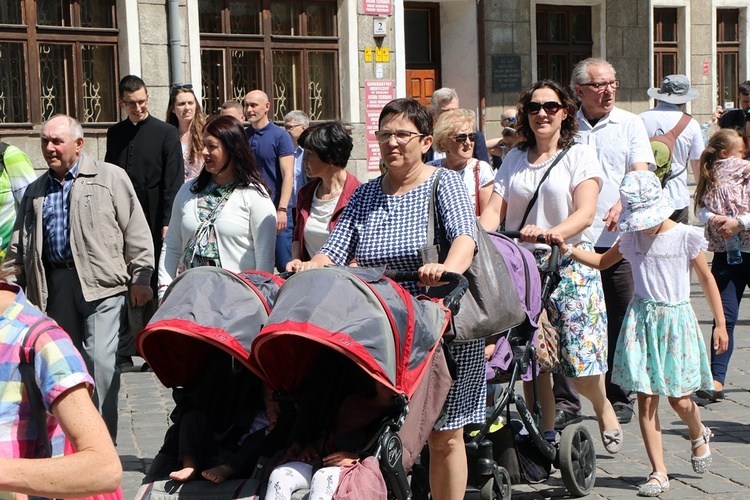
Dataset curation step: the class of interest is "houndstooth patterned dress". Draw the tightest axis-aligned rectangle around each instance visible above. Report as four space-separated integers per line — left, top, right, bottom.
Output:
320 169 486 430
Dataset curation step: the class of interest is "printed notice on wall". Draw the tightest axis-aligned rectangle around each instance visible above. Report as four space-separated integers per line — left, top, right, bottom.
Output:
365 80 394 171
492 54 523 93
362 0 391 16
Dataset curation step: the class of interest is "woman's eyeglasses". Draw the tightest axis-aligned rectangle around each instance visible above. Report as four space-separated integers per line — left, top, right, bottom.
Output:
374 130 426 144
525 101 563 115
580 80 620 92
452 132 478 143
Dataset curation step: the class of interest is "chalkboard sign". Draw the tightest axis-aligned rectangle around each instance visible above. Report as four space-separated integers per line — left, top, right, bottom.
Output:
492 54 522 93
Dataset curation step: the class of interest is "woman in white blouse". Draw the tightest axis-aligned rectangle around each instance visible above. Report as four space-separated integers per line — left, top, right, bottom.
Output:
166 84 206 181
159 115 277 298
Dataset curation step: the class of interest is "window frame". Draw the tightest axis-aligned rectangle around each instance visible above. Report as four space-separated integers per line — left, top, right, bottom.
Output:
717 8 740 107
536 5 593 87
653 8 679 88
0 0 118 127
199 0 339 121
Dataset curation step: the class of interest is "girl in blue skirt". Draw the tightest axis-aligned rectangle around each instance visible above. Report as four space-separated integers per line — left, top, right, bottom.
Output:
549 170 728 497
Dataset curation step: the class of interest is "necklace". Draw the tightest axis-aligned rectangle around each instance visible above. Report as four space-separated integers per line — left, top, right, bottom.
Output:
317 183 343 201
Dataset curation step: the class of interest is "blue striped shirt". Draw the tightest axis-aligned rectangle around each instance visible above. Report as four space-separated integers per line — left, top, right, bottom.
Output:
43 163 79 263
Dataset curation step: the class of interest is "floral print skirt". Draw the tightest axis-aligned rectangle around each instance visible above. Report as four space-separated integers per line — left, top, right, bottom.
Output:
537 242 608 377
611 296 713 397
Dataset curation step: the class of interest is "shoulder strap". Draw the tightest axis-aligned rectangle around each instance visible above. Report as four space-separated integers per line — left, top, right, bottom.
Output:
662 114 694 182
473 160 481 216
19 316 60 458
519 144 572 230
669 113 692 138
426 169 445 246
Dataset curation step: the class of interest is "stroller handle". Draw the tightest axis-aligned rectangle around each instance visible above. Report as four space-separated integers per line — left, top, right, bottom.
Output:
384 269 468 316
496 230 560 267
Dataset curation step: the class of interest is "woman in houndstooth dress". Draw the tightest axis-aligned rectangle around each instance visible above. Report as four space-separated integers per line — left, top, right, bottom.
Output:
290 99 483 500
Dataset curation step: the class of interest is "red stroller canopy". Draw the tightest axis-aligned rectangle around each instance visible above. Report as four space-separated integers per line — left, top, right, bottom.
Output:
136 267 283 388
249 267 451 398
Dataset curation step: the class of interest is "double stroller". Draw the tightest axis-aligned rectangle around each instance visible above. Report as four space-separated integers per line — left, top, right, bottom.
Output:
135 265 464 499
135 232 596 499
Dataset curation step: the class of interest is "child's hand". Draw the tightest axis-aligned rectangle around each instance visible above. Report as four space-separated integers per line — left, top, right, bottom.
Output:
546 232 568 254
322 451 359 467
298 445 319 463
713 325 729 354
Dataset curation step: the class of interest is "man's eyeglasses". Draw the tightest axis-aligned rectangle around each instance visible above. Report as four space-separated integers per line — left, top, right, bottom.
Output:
580 80 620 92
525 101 563 115
284 123 303 130
374 130 426 144
452 132 478 143
121 98 148 108
501 116 516 124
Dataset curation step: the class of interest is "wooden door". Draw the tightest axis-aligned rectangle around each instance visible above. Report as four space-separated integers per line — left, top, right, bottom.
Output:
406 69 437 107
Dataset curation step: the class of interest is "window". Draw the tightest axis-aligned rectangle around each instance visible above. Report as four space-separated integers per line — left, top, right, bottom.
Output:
0 0 118 126
654 8 678 88
717 8 740 107
536 5 592 87
199 0 339 121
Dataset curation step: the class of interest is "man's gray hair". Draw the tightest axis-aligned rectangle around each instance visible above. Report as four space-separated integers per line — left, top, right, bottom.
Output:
570 58 617 87
431 88 459 111
43 114 84 141
284 110 309 126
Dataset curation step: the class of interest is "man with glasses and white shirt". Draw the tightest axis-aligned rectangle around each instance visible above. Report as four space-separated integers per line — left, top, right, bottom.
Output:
552 58 655 431
105 75 183 370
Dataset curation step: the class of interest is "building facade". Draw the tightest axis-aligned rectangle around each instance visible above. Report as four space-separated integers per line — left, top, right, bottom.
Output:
1 0 748 178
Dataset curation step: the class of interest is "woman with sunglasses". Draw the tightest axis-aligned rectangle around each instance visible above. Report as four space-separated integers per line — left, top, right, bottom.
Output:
167 84 206 181
480 80 622 455
428 109 494 215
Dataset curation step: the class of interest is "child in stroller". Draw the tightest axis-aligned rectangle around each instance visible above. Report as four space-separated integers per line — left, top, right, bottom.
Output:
168 347 272 483
264 348 393 499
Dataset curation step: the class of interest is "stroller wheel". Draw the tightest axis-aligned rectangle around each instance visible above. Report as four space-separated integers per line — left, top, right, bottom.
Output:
479 465 512 500
558 424 596 497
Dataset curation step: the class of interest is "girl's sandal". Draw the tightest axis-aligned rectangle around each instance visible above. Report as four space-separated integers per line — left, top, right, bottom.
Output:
691 424 713 473
637 471 670 497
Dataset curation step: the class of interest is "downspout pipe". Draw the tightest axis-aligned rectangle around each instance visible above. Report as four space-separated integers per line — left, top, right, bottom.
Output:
168 0 183 85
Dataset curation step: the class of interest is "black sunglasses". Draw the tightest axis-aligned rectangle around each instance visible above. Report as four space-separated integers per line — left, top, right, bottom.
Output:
170 83 194 92
452 132 478 143
525 101 563 115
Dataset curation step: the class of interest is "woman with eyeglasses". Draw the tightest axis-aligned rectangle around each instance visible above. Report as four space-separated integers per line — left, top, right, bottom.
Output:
285 121 361 268
167 84 206 181
428 109 494 215
159 115 277 300
292 98 482 500
480 80 622 455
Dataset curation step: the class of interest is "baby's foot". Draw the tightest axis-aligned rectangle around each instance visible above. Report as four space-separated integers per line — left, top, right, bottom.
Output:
169 466 196 482
202 464 234 484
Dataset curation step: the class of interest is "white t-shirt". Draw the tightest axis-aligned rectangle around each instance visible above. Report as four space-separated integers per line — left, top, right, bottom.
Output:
639 102 705 210
618 223 707 303
576 107 656 247
428 159 494 212
304 192 340 259
493 143 603 245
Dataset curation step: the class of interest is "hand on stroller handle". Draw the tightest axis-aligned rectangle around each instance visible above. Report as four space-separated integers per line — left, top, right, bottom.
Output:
384 269 468 316
496 230 561 267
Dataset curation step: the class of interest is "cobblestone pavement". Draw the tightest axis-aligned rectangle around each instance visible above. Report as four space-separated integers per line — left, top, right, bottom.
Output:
118 267 750 499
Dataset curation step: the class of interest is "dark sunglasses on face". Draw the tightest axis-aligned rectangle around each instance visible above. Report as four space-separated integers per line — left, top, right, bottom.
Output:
452 132 478 143
525 101 563 115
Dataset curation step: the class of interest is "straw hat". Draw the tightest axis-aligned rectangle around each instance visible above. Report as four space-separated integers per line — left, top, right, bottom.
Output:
647 74 699 105
618 171 674 232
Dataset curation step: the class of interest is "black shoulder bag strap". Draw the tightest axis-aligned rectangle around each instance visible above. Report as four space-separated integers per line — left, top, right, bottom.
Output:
426 168 446 247
19 316 59 458
0 142 8 174
518 144 572 229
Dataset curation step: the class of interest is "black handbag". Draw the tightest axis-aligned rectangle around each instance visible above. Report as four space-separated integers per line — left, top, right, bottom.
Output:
419 170 526 343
